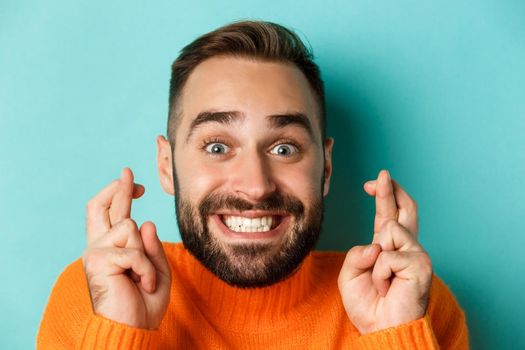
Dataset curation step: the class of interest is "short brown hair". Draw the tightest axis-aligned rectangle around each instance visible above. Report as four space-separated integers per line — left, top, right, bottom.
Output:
167 20 326 146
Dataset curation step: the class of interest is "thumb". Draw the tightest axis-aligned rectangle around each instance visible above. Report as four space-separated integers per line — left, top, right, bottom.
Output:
339 244 381 282
140 221 171 279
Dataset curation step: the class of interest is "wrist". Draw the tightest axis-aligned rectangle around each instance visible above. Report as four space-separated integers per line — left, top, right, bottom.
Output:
356 314 438 349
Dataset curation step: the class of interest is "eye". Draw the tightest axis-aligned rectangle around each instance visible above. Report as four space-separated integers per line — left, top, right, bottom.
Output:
205 143 230 155
270 143 298 157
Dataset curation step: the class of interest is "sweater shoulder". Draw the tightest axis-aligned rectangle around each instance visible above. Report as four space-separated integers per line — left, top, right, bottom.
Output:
37 258 93 349
40 257 89 307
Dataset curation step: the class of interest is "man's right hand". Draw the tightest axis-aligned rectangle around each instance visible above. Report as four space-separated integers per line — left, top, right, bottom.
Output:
82 167 171 329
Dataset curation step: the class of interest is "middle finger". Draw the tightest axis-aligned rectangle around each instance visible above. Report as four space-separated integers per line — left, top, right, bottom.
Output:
374 170 398 234
109 167 135 226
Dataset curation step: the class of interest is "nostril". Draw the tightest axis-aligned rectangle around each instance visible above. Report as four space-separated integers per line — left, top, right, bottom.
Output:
230 175 277 201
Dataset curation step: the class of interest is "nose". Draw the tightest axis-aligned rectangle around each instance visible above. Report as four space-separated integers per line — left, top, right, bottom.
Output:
230 151 277 202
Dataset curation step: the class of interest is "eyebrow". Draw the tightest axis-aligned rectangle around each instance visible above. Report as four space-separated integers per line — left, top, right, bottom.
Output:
266 112 314 140
185 110 315 143
186 110 244 143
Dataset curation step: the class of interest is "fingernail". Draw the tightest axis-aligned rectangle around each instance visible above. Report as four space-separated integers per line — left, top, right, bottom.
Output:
364 245 374 256
384 170 390 180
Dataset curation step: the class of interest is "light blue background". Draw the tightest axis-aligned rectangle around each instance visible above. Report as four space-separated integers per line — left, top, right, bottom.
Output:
1 1 524 349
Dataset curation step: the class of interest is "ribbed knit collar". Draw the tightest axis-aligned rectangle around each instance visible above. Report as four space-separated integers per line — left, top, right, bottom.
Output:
168 243 325 333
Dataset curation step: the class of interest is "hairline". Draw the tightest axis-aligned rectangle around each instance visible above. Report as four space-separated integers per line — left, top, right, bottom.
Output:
168 54 325 150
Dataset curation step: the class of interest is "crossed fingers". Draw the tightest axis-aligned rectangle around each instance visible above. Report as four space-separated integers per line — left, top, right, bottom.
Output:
361 170 427 295
364 170 419 238
86 168 145 245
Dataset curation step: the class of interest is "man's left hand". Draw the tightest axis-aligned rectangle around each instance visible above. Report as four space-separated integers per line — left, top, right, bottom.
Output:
337 170 433 334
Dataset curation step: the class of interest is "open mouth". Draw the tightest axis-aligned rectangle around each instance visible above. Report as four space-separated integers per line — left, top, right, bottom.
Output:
219 214 283 233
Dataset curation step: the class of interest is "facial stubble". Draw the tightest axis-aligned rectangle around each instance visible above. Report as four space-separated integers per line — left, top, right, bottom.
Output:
172 161 325 288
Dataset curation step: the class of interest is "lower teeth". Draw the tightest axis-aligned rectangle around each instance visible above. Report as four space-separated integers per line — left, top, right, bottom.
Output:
229 225 270 233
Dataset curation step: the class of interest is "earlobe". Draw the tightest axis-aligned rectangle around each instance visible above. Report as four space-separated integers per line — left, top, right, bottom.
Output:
323 137 334 197
156 135 175 195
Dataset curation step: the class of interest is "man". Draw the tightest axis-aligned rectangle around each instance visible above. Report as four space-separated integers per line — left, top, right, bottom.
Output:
38 20 469 349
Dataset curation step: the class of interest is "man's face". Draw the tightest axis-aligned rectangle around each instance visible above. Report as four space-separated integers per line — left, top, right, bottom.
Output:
157 56 333 288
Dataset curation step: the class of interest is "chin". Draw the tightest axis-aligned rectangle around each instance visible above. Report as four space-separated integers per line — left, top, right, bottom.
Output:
175 191 323 288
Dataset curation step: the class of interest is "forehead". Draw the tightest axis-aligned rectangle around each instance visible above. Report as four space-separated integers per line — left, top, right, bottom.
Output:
176 56 321 137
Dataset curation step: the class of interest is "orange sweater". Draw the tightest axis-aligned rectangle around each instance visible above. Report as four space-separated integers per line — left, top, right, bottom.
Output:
37 242 469 349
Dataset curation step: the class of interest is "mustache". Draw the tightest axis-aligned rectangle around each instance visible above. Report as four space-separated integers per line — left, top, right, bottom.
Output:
198 192 305 218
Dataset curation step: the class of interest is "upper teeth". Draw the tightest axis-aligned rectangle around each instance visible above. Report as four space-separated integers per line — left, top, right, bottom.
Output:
223 215 273 232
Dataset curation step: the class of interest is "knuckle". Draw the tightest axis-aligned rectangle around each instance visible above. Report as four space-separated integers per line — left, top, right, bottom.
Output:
371 264 381 279
82 248 102 269
111 179 120 187
375 251 387 265
347 246 361 258
417 253 433 276
386 219 398 229
120 218 138 231
128 248 143 260
373 233 388 249
146 261 156 274
116 248 129 260
372 270 384 283
419 251 431 265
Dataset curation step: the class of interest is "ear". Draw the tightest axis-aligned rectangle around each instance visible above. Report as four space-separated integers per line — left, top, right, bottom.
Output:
156 135 175 195
323 137 334 197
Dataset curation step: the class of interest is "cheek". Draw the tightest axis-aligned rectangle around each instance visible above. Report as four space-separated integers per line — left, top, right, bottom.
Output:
175 154 230 198
175 146 325 199
273 158 324 197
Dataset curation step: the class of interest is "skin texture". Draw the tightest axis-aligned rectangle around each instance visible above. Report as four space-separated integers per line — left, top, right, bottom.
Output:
82 169 171 329
82 56 432 333
338 170 433 334
161 57 332 288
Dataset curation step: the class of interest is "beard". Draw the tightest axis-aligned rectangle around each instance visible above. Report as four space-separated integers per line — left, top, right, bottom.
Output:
174 180 324 288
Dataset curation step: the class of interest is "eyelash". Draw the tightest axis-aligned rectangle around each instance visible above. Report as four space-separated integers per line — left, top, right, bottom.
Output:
271 139 302 155
200 138 302 157
201 137 227 147
201 137 230 156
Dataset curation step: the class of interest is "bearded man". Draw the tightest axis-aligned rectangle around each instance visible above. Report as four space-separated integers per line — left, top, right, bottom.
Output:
38 20 469 349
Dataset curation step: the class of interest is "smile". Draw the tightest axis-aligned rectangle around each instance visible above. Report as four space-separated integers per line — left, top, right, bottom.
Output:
220 215 282 233
210 211 289 240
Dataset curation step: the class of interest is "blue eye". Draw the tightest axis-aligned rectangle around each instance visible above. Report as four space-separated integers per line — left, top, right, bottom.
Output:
270 144 298 156
205 143 230 155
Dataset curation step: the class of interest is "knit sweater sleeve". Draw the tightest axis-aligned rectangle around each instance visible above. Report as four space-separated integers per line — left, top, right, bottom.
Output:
353 274 469 349
36 258 160 350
